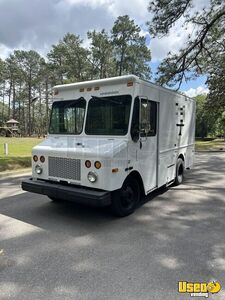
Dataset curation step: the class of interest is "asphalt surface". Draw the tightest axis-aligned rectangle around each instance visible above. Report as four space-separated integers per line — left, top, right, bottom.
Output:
0 153 225 300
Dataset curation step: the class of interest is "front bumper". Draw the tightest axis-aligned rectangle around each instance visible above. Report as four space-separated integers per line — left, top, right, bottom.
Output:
21 178 111 207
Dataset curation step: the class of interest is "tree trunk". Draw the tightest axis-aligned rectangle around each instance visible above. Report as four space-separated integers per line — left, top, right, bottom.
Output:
12 81 16 119
8 80 12 118
28 69 32 136
1 82 5 125
45 80 49 134
119 49 125 76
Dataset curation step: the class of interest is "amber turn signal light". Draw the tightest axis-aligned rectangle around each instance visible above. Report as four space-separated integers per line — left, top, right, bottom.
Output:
33 155 38 162
94 161 101 169
40 156 45 163
85 160 91 168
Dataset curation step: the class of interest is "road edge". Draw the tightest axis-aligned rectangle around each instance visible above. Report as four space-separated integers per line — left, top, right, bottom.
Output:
0 168 31 179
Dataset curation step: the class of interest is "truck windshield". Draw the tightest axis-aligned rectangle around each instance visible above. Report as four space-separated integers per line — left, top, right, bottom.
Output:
49 98 86 134
85 95 132 135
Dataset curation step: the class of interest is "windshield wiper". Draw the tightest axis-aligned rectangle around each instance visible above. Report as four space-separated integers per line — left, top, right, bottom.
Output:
91 95 122 105
63 97 85 109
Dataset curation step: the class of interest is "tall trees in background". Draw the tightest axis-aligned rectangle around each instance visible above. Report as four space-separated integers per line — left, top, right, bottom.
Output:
112 15 151 79
87 29 114 79
147 0 225 105
0 15 151 135
147 0 225 137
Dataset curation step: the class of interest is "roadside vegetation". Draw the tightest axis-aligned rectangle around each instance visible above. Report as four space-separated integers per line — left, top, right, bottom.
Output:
195 138 225 151
0 137 43 172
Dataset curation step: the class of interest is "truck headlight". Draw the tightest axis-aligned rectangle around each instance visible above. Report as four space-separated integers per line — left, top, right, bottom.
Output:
87 171 97 183
35 165 43 175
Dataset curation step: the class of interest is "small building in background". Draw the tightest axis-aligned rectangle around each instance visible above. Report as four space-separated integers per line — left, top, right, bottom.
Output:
6 119 19 129
0 119 20 137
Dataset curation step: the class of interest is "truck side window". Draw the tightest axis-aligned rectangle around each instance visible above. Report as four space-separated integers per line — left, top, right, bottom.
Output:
140 100 157 137
148 101 157 136
131 97 140 142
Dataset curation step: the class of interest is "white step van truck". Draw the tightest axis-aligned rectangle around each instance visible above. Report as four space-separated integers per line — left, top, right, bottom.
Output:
22 75 195 217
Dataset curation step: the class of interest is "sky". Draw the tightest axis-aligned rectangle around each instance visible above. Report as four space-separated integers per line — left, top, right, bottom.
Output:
0 0 209 97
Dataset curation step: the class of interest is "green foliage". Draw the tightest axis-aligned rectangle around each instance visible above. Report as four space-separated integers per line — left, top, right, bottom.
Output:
47 16 151 84
112 15 151 79
0 137 43 171
195 139 225 151
0 156 31 172
0 101 8 125
0 15 151 136
195 94 212 138
148 0 225 95
59 33 90 81
148 0 192 37
87 29 114 79
206 53 225 110
0 137 42 156
195 94 225 138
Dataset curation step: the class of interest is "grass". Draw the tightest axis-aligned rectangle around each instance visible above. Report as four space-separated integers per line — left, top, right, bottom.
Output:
0 137 43 172
195 138 225 151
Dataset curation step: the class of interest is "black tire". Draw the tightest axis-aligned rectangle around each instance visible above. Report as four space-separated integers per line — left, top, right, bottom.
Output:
174 158 184 186
111 177 140 217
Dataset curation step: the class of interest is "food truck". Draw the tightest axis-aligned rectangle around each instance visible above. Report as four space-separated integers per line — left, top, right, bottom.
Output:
22 75 195 217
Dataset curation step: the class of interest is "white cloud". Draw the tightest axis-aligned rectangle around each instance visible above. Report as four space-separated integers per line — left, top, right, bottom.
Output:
64 0 111 9
0 0 151 59
0 0 211 68
150 18 196 62
0 43 11 59
149 0 211 62
107 0 149 20
184 86 209 98
65 0 149 21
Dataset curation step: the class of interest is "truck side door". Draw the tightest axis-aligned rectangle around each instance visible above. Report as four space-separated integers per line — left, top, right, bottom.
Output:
129 97 158 193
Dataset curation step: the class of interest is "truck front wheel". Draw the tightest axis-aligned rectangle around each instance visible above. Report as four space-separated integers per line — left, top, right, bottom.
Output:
111 177 140 217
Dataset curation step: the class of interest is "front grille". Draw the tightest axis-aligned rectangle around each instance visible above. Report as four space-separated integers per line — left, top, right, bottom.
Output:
48 157 81 181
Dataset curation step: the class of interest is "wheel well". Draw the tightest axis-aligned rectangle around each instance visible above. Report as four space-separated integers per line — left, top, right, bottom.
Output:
178 153 185 162
178 153 185 170
125 171 145 196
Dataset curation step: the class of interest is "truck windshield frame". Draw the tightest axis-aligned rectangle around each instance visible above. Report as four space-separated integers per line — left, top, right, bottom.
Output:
49 98 86 135
85 95 132 136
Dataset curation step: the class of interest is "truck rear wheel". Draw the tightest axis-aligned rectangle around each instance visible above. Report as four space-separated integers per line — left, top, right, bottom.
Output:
111 177 140 217
174 158 184 186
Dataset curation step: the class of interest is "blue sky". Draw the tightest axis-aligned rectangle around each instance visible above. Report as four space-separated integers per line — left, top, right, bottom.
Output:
150 61 208 92
0 0 209 97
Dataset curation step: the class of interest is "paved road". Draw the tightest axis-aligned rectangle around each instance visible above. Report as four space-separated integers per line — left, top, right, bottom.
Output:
0 153 225 300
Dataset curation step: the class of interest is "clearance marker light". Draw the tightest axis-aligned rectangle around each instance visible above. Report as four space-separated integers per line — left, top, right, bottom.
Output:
112 168 119 173
94 87 100 91
80 88 84 92
127 82 133 87
87 87 92 91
